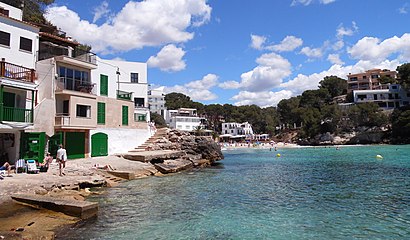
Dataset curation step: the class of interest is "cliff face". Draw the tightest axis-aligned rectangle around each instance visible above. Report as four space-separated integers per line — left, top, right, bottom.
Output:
297 127 390 146
144 129 223 173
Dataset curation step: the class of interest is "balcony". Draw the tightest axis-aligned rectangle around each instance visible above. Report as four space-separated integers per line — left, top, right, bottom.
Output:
0 60 35 83
56 77 96 95
117 90 133 101
0 106 32 123
38 43 97 65
55 114 70 127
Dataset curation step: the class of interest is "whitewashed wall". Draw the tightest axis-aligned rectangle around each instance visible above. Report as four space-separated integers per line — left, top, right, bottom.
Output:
90 128 151 155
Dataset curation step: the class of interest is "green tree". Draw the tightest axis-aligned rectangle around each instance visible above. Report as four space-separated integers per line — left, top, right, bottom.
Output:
277 96 301 125
297 107 321 138
299 88 331 109
378 75 396 84
150 112 166 128
0 0 55 24
347 103 388 127
396 63 410 89
319 75 348 98
391 106 410 143
165 92 194 110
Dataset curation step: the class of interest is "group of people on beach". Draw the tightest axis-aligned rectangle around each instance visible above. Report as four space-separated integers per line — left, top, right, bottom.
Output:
0 144 68 179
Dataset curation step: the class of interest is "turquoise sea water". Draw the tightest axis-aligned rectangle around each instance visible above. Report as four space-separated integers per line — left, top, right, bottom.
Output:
60 145 410 240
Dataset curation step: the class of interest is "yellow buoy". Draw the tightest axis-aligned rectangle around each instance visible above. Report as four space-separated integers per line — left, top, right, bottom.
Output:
376 154 383 159
276 153 281 157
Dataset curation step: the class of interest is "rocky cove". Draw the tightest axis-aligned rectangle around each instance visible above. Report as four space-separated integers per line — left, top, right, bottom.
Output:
0 129 223 240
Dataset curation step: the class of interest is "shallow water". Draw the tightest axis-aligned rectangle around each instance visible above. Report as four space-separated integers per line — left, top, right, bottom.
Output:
60 145 410 239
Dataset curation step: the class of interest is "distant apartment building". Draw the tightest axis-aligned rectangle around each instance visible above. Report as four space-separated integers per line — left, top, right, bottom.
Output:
148 86 167 119
353 84 410 110
220 122 254 140
166 108 205 132
0 2 39 163
347 69 398 93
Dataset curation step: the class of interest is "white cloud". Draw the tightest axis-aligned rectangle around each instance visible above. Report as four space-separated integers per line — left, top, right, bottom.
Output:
320 0 336 4
92 1 110 23
332 40 344 51
231 90 294 107
399 3 409 14
348 34 410 62
147 44 186 72
267 36 303 52
164 74 219 101
250 34 266 50
45 0 212 53
219 53 291 92
327 53 344 65
291 0 313 6
300 46 323 58
336 21 358 38
291 0 335 6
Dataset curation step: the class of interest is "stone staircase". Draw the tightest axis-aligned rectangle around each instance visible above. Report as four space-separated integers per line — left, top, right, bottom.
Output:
131 128 168 152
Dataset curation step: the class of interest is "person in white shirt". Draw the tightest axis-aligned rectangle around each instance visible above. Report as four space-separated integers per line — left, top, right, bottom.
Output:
56 144 67 176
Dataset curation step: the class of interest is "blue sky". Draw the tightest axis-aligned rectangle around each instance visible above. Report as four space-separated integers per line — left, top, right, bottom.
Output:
45 0 410 107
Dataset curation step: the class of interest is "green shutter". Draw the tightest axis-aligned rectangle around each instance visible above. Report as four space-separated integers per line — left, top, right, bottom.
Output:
97 102 105 124
100 74 108 96
122 105 128 125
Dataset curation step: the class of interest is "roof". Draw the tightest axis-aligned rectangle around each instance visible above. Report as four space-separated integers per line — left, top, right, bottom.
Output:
39 32 79 46
0 13 39 30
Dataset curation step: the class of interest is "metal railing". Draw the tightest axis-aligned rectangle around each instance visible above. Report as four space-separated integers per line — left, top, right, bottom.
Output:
38 44 97 65
1 106 32 123
117 90 133 101
56 77 96 94
0 60 36 83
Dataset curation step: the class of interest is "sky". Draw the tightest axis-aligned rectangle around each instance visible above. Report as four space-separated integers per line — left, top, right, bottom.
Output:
45 0 410 107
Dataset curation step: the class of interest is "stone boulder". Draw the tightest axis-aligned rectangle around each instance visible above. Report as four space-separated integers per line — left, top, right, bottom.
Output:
154 159 194 174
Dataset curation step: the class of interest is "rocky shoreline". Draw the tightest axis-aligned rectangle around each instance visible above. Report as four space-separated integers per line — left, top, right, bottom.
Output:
0 129 223 240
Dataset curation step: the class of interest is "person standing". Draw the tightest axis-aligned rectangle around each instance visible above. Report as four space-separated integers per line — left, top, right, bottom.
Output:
56 144 67 176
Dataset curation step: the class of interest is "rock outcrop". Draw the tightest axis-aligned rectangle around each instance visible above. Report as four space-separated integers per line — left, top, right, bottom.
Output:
141 129 224 174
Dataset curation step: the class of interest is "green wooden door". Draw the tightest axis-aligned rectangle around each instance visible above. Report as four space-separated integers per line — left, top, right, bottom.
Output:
48 132 63 158
91 132 108 157
65 132 85 159
122 105 128 125
20 132 46 163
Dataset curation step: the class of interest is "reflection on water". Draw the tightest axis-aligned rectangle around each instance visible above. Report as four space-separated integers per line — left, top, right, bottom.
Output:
58 145 410 240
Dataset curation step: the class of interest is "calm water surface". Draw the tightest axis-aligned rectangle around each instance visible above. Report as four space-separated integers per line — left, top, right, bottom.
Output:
61 145 410 239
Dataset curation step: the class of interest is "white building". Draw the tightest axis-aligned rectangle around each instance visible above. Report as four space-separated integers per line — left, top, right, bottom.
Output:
90 58 151 155
221 122 254 140
353 84 410 110
166 108 205 132
0 2 39 163
148 86 167 119
93 58 150 123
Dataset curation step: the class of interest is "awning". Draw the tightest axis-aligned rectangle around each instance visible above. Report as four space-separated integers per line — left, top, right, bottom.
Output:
1 122 34 130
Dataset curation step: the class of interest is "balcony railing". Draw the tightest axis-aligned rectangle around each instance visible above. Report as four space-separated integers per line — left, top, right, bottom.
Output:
0 60 35 83
56 77 96 94
55 114 70 126
117 90 133 101
1 106 33 123
38 44 97 65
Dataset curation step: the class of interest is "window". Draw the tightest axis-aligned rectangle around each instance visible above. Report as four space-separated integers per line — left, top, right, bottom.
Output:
134 113 146 122
0 31 10 47
349 77 358 81
130 73 139 83
134 98 145 108
20 37 32 52
97 102 105 124
76 105 91 118
0 8 9 16
100 74 108 96
362 76 367 79
122 105 128 125
391 85 397 89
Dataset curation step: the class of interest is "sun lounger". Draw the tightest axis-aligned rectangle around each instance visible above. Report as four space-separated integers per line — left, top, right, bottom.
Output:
26 160 39 174
16 159 26 173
